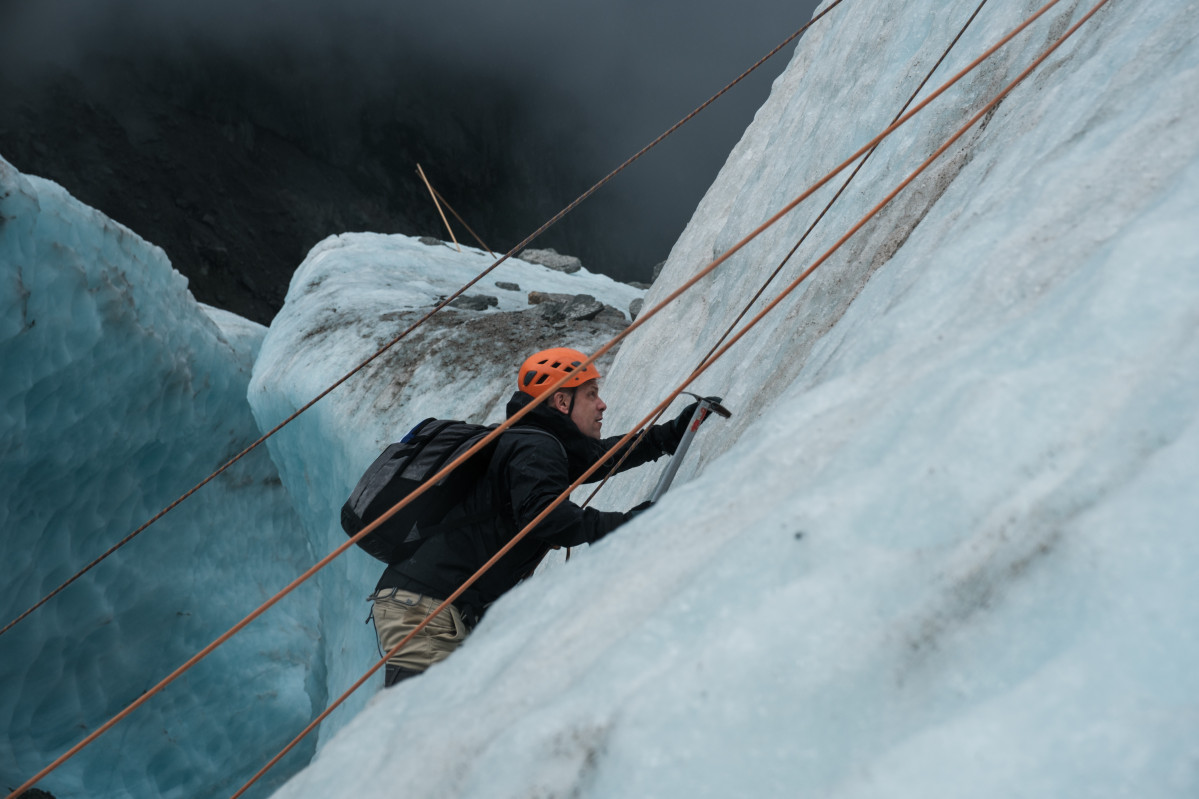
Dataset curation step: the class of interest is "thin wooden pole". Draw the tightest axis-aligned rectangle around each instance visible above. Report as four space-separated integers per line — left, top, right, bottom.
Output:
431 185 495 257
416 163 460 252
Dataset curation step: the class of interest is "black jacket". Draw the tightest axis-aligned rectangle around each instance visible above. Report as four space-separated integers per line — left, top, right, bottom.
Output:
376 390 682 615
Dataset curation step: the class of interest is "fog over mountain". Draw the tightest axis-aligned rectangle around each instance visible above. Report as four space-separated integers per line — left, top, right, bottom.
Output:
0 0 820 323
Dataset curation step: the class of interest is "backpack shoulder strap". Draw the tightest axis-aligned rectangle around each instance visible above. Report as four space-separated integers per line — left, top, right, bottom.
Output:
502 425 567 460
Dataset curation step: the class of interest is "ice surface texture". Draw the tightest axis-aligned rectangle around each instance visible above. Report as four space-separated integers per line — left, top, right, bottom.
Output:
272 1 1199 797
0 157 320 799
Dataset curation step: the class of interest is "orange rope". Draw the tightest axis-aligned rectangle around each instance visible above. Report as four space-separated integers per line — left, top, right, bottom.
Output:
582 0 992 509
9 0 1095 793
0 0 850 643
229 1 1111 793
695 0 992 369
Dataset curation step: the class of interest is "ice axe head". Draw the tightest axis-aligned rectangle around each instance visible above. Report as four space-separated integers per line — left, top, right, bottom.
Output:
680 391 732 419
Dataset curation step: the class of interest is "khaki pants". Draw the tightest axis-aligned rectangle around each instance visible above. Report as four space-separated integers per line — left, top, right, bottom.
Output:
370 589 469 677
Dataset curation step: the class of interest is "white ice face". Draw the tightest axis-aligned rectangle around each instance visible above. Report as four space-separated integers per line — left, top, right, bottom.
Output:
270 1 1199 798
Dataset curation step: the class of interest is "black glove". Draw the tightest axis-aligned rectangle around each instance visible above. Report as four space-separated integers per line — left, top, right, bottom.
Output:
669 396 723 441
626 500 655 520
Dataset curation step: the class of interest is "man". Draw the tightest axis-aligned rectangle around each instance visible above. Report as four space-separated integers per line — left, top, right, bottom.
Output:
369 347 702 686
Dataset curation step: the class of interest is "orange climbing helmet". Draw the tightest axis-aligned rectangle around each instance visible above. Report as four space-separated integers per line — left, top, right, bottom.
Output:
518 347 600 397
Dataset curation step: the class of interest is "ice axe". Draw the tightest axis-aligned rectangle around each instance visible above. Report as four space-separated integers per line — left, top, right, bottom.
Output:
648 392 731 503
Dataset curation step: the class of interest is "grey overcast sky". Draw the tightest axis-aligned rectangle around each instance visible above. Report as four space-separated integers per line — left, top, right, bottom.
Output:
1 0 826 282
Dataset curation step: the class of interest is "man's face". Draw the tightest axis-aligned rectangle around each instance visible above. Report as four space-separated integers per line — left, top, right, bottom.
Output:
557 379 606 439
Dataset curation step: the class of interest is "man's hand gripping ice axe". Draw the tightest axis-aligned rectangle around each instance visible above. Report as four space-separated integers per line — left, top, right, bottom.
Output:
641 392 731 509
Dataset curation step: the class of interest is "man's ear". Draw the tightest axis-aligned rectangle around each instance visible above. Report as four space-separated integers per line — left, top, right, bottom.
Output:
549 390 570 414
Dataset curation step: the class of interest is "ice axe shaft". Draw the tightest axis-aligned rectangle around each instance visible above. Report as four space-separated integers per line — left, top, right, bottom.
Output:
648 395 729 503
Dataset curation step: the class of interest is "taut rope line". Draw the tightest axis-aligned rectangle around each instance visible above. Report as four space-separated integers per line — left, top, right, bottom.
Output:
695 0 993 369
11 0 1102 792
0 0 851 641
229 1 1111 793
580 0 993 506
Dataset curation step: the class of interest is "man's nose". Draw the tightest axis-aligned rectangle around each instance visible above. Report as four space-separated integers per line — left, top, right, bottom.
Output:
597 397 607 411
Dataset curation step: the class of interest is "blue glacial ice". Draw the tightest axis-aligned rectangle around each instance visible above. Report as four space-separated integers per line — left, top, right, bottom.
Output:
1 159 644 795
0 157 322 798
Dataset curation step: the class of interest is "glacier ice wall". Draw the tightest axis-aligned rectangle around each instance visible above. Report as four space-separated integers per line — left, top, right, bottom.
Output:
0 156 321 798
246 232 644 741
271 0 1199 797
603 0 1199 500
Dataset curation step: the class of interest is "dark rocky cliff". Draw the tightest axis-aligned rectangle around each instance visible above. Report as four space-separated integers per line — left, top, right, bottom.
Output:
0 50 612 324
